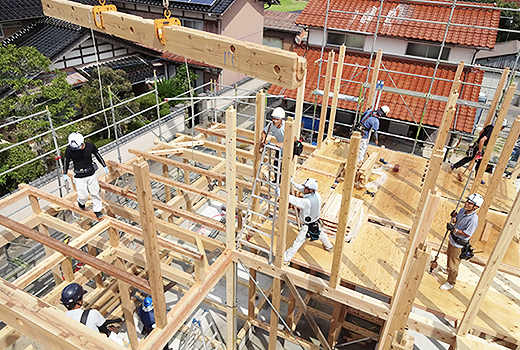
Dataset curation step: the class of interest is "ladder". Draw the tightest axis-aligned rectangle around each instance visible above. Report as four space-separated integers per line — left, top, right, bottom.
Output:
178 309 226 350
237 142 282 264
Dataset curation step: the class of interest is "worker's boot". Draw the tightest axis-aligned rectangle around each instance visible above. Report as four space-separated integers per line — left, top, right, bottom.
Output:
78 202 86 210
94 211 104 219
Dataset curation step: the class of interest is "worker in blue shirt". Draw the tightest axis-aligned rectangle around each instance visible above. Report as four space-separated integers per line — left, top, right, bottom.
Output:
357 106 389 163
439 193 483 291
138 296 156 336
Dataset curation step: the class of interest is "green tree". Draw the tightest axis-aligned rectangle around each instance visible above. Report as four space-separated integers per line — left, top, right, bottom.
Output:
474 0 520 42
0 44 78 122
0 142 45 196
166 65 199 98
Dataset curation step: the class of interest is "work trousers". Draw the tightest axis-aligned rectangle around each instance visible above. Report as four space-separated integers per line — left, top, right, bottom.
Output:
74 174 102 212
453 156 481 174
358 138 369 163
284 224 333 263
446 243 462 285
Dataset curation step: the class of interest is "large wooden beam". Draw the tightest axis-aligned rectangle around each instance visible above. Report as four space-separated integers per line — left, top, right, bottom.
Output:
457 186 520 336
432 91 459 154
327 45 346 139
137 250 232 350
42 0 305 89
133 158 167 328
115 258 139 350
475 117 520 241
281 274 332 350
483 68 510 127
471 83 516 193
329 132 361 288
366 49 383 109
317 50 335 149
0 277 127 350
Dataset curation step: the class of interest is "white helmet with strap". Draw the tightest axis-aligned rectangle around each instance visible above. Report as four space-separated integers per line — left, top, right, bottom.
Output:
304 178 318 191
271 107 285 120
68 132 84 150
467 193 483 207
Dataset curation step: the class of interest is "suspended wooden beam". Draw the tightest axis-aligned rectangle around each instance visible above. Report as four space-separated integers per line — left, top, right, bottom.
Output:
41 0 306 89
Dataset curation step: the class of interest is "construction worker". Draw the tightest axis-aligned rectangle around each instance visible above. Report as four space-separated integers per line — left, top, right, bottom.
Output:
260 107 285 151
284 178 333 265
61 282 106 333
357 106 389 163
439 193 483 291
63 132 109 219
138 296 156 336
450 120 508 183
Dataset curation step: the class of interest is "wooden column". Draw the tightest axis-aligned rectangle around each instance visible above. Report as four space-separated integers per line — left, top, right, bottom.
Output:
482 68 510 127
451 61 465 94
225 106 237 350
328 303 347 347
132 159 167 328
327 45 346 139
432 91 459 154
457 187 520 336
366 49 383 109
28 195 64 285
162 164 171 202
183 158 193 212
87 245 104 289
317 50 335 149
268 117 295 350
474 117 520 241
379 193 440 350
115 257 138 349
293 70 306 142
252 90 266 222
329 132 361 288
471 83 517 194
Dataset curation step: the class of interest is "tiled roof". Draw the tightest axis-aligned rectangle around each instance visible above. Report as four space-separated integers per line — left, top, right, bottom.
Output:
268 47 484 133
79 55 156 84
264 10 302 34
296 0 500 49
161 52 218 69
72 0 236 15
0 0 44 21
2 18 88 62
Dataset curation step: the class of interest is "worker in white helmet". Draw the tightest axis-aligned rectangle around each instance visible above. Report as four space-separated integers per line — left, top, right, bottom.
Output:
357 105 389 163
439 193 483 291
260 106 285 150
63 132 109 219
284 178 333 265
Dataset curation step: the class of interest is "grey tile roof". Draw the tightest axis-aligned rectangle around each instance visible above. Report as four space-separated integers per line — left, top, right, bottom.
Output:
72 0 236 15
79 55 156 84
2 18 88 62
0 0 44 21
264 10 301 34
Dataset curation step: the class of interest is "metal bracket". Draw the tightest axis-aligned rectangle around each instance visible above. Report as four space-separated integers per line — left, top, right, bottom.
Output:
93 4 117 29
154 16 181 45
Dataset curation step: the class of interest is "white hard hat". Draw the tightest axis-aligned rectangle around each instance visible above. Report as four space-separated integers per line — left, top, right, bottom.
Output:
502 119 508 128
467 193 483 207
271 107 285 120
68 132 84 150
304 178 318 191
381 105 390 115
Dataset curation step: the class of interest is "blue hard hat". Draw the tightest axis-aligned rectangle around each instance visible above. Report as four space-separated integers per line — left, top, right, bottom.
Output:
60 283 86 306
143 296 153 308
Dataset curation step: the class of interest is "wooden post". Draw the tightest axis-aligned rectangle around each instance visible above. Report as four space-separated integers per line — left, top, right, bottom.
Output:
286 292 296 330
317 50 335 149
482 68 510 127
457 188 520 336
379 193 440 350
327 45 346 139
293 70 306 143
474 117 520 241
451 61 465 94
115 257 138 350
183 158 193 212
252 90 266 222
28 195 64 285
88 245 104 289
225 106 237 350
328 303 347 347
366 49 383 109
162 164 171 202
432 91 459 154
132 158 167 328
248 267 257 321
268 117 295 350
471 83 517 194
329 132 361 288
281 274 332 350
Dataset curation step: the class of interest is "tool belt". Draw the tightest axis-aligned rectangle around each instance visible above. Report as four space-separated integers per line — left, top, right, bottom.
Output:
74 163 97 176
305 220 320 241
450 232 469 246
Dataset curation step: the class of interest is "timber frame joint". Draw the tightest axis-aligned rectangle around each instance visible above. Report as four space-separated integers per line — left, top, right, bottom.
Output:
92 0 116 29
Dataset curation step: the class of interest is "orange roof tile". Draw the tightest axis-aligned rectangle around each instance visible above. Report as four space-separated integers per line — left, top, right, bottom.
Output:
296 0 500 49
267 47 484 133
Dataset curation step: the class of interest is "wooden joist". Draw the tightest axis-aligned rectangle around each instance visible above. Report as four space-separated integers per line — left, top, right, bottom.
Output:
41 0 306 89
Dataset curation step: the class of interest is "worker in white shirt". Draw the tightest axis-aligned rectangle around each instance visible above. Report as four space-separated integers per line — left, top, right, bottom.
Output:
284 178 333 265
61 283 106 333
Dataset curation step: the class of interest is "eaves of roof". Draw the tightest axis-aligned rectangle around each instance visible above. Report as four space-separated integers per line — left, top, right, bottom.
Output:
267 47 484 133
71 0 235 15
0 0 44 21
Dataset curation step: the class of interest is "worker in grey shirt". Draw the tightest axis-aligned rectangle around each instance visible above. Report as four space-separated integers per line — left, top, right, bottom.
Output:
439 193 482 291
260 107 286 184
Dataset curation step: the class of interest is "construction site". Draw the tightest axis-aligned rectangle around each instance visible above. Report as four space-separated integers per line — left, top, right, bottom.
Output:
1 0 520 349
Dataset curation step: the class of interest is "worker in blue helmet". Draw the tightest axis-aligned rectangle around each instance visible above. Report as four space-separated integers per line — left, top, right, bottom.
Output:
61 283 106 333
138 296 156 336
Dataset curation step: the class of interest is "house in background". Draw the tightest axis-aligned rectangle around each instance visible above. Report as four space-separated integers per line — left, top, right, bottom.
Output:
263 10 303 51
0 0 43 42
269 0 501 147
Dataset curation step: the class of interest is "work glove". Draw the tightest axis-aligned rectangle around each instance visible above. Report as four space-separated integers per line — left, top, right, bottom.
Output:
446 222 455 232
63 173 69 182
450 210 457 218
104 166 109 175
475 151 483 160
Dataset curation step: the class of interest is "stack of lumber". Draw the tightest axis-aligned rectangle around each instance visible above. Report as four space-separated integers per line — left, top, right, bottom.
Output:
320 192 363 238
355 151 380 189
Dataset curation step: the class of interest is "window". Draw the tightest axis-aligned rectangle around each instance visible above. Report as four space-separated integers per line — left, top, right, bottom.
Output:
327 32 365 49
406 43 450 60
181 19 203 31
